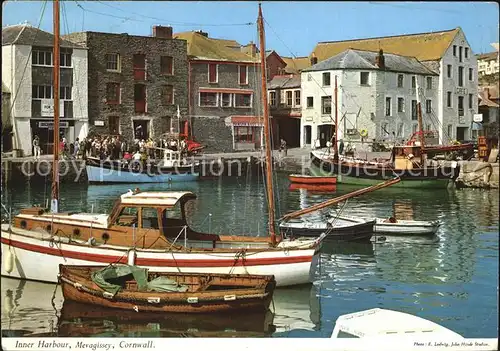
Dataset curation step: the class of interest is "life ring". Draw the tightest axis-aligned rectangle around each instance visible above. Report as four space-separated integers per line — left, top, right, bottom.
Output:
360 129 368 137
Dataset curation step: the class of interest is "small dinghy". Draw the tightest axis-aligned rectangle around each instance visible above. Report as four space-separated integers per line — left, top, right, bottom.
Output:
59 264 276 314
374 217 441 236
288 174 337 185
279 215 375 242
331 308 465 339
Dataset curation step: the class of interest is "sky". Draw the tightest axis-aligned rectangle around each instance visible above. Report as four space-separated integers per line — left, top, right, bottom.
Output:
2 1 499 57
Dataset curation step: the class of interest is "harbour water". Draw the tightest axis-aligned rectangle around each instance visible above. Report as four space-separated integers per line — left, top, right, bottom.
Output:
1 173 498 338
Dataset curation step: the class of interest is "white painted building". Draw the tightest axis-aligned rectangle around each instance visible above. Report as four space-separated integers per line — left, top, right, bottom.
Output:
308 27 479 146
300 49 439 149
2 24 88 156
477 51 499 76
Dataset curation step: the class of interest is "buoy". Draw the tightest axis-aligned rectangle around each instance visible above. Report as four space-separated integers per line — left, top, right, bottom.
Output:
360 129 368 137
127 249 136 266
3 248 15 274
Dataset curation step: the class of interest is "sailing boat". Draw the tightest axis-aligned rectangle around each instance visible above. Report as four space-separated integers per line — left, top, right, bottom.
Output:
311 75 460 189
0 3 323 287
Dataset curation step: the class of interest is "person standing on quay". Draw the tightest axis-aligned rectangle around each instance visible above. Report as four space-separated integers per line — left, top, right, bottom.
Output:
33 135 41 160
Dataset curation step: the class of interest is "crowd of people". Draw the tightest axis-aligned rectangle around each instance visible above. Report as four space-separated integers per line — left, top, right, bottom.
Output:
32 134 189 162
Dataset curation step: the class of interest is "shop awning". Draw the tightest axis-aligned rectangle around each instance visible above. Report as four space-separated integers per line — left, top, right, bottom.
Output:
230 116 267 126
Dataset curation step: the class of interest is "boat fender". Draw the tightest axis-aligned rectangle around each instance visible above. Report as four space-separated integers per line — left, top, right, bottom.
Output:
87 237 97 246
187 297 199 304
147 297 161 304
3 248 15 274
127 249 136 266
133 306 139 312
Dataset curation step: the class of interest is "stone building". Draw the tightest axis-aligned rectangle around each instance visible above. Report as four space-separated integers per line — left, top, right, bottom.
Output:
306 27 479 145
2 24 88 156
63 26 188 142
301 49 439 149
174 31 262 152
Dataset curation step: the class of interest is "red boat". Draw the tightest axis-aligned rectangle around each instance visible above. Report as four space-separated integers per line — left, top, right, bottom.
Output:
288 174 337 185
288 183 337 193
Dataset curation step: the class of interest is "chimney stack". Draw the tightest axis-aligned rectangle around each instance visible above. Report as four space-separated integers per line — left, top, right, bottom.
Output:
152 26 173 39
376 49 385 69
196 30 209 38
310 53 318 66
241 41 257 57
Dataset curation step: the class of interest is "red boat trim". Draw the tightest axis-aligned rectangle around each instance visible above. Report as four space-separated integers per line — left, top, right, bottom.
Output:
1 237 313 267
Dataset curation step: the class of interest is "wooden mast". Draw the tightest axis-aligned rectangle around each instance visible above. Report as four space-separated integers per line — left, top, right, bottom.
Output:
415 77 425 164
280 177 401 221
257 3 276 245
50 0 60 213
333 75 339 161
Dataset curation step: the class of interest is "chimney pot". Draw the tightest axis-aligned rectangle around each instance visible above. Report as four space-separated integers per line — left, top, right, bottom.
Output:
152 25 172 39
310 55 318 66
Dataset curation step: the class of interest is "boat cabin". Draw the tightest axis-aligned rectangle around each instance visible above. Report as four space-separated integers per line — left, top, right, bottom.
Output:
391 145 426 170
12 189 277 250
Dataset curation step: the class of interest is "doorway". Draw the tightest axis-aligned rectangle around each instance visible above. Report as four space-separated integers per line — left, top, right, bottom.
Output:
318 124 334 148
303 125 311 145
456 127 468 142
133 120 149 140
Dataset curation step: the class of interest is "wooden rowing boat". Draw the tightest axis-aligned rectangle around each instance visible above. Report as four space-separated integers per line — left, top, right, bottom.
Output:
289 174 337 185
59 264 276 313
288 183 337 193
374 218 441 236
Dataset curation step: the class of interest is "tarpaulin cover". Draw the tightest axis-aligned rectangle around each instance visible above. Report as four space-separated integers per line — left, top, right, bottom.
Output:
91 264 188 296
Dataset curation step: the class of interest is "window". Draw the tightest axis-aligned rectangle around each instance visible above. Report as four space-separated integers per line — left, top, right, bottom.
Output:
294 90 301 106
239 65 248 85
397 74 404 88
447 124 453 139
412 124 418 134
468 93 473 109
397 97 405 112
221 93 232 107
133 54 146 81
465 47 469 59
60 86 72 100
108 116 120 135
269 91 276 106
32 85 52 99
411 100 417 120
453 45 457 56
115 207 138 226
447 64 452 78
381 123 389 138
234 126 260 143
458 96 464 116
322 72 331 86
235 93 251 107
459 46 463 62
385 97 391 116
106 83 120 104
306 97 313 108
160 56 173 75
468 68 473 81
162 85 174 105
458 66 464 87
360 72 369 85
32 49 52 66
447 91 452 107
426 77 432 89
142 207 159 229
396 123 404 137
411 76 416 88
60 49 72 67
286 91 293 106
106 53 120 71
321 96 332 115
208 64 218 83
425 99 432 113
199 92 217 106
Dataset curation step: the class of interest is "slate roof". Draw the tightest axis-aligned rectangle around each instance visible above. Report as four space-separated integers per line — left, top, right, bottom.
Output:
303 49 438 75
173 31 258 62
268 74 301 89
476 51 498 61
312 28 460 63
281 56 311 74
2 24 84 48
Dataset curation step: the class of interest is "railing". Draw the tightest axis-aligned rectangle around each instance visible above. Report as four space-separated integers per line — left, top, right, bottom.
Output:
167 225 188 251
